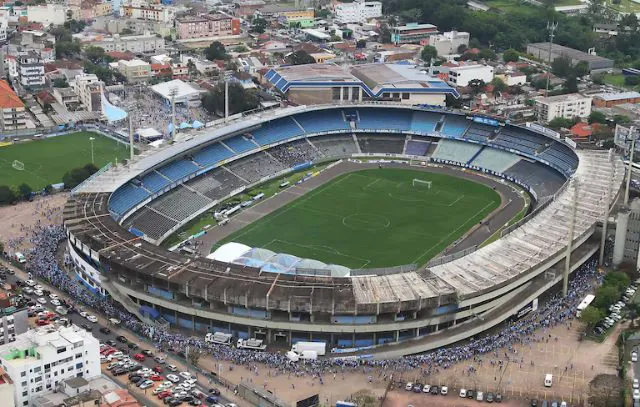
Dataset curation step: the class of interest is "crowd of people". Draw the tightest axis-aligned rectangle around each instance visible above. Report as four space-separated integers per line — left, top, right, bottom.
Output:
24 224 600 380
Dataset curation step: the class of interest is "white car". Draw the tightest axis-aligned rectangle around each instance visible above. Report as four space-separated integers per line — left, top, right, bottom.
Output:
25 280 36 287
34 285 43 291
422 384 430 393
34 290 43 297
459 388 467 398
184 378 197 385
634 379 639 389
634 389 640 400
166 365 178 372
632 352 638 362
86 315 98 323
441 386 448 395
139 380 154 389
37 297 47 304
50 299 61 306
79 311 88 318
611 313 622 321
178 371 192 380
49 293 59 300
166 374 180 383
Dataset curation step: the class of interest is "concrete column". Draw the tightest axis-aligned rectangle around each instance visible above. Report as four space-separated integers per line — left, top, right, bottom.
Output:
267 329 272 344
288 330 292 345
394 330 399 342
613 209 630 267
340 87 344 101
563 179 579 297
192 314 195 331
358 88 363 102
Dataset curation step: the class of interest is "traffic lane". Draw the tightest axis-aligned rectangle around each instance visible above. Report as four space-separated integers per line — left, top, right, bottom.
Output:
4 264 232 406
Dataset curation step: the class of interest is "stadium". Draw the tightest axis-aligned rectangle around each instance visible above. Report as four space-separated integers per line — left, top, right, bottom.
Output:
62 104 624 359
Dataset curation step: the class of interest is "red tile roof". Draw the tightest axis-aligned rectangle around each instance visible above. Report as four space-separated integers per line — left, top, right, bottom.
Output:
0 81 23 109
570 122 593 138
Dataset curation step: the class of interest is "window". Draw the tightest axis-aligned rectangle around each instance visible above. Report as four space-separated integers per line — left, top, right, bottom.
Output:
34 376 41 383
21 381 26 387
35 386 42 392
75 353 82 359
76 363 83 369
20 371 26 377
23 401 28 406
33 367 41 373
22 391 27 397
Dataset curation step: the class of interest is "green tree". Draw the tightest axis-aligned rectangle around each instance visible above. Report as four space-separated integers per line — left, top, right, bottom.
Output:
593 285 620 310
573 61 589 78
252 17 267 34
286 50 316 65
204 41 227 61
503 48 520 63
547 117 575 130
421 45 438 62
55 40 81 58
478 47 496 61
580 306 604 328
0 186 16 205
378 23 391 44
490 77 507 95
84 46 110 63
603 271 631 292
588 111 607 124
552 56 573 78
17 183 32 201
201 82 260 116
563 75 579 93
53 78 69 88
316 8 330 19
614 114 632 124
624 76 640 86
468 79 486 95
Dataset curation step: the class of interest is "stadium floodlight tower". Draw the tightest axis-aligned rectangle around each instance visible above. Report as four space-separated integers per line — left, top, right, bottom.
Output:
563 177 579 297
128 112 134 161
545 21 558 97
599 149 615 266
169 87 178 141
224 79 229 122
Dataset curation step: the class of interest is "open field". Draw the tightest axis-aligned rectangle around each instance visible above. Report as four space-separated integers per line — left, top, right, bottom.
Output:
213 168 501 268
0 132 130 189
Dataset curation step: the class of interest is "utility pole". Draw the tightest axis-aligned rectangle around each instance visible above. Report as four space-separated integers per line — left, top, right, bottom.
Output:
169 87 178 141
128 113 134 161
546 21 558 97
224 79 229 122
563 178 579 297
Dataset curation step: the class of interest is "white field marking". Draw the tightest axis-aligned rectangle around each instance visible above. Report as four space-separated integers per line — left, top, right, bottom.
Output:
341 213 391 231
447 194 465 207
411 200 496 265
363 177 382 190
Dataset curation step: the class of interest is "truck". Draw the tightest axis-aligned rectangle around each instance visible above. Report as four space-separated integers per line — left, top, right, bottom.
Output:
14 252 26 264
205 332 233 346
291 341 326 356
298 350 318 360
236 338 266 351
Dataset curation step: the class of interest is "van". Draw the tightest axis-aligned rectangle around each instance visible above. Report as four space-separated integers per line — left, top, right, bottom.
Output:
544 373 553 387
15 252 25 264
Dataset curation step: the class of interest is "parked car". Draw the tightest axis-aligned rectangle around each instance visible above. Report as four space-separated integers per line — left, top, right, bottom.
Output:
99 327 111 334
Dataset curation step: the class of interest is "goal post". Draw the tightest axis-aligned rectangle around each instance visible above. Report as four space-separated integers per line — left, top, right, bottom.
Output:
12 160 24 171
412 179 432 190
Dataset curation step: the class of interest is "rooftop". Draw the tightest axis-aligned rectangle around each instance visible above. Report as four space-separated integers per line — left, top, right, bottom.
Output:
527 42 613 64
392 23 438 32
535 93 592 103
593 91 640 101
271 63 357 82
0 80 23 109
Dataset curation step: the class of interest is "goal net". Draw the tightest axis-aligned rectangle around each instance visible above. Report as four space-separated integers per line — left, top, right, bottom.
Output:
412 179 432 190
12 160 24 171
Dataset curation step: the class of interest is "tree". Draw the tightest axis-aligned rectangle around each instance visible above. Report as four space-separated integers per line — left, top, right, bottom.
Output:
573 61 589 78
588 374 623 407
478 47 496 61
593 285 620 310
85 46 111 63
0 186 16 205
624 75 640 86
468 79 486 95
62 164 98 189
204 41 227 61
490 77 507 95
17 183 32 201
286 50 315 65
457 44 468 54
421 45 438 63
614 114 632 124
251 17 267 34
356 39 367 49
201 82 260 116
187 348 202 367
552 56 573 78
603 271 631 292
547 117 575 130
503 48 520 63
378 23 391 44
563 75 578 93
316 8 330 19
55 40 81 58
580 306 603 328
588 111 607 124
53 78 69 88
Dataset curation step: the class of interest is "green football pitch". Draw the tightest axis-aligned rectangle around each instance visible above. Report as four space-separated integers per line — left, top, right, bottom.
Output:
0 132 130 190
214 168 501 268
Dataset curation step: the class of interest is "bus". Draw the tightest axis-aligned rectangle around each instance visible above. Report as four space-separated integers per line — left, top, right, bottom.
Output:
576 294 595 317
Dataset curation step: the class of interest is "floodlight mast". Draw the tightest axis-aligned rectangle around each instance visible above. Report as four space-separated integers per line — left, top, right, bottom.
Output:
546 21 558 97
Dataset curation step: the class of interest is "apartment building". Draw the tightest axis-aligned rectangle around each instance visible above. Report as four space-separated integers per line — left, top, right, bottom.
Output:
0 80 27 132
425 30 470 55
176 14 240 40
88 32 165 54
74 74 103 112
535 93 593 123
0 324 100 407
117 59 151 82
17 51 45 88
334 0 382 23
26 4 67 26
121 0 176 23
390 23 438 45
448 64 494 87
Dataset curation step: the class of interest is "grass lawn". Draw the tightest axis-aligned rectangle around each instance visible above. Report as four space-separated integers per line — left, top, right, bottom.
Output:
0 132 130 190
213 168 501 268
603 73 628 88
608 0 640 13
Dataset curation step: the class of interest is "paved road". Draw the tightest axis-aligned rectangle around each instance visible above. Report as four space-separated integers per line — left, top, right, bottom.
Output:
1 260 244 407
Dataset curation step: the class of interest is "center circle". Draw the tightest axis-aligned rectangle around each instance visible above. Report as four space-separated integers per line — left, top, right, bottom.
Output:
342 213 391 231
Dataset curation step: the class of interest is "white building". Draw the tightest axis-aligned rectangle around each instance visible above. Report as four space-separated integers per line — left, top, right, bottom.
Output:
427 31 470 56
74 74 104 112
0 367 14 407
26 4 67 26
448 64 494 87
0 15 8 43
534 93 592 123
120 0 176 23
80 31 165 54
17 51 45 88
334 0 382 23
0 324 100 407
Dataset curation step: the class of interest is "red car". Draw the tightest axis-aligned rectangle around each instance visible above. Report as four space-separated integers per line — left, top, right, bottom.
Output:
153 365 163 373
133 353 145 362
102 348 116 356
36 319 51 326
158 391 172 399
150 374 163 381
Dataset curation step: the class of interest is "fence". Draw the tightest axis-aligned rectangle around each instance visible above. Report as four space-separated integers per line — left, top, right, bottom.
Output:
349 263 417 276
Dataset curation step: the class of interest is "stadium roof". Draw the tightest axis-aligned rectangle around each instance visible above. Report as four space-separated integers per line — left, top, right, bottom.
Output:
208 242 251 263
265 63 460 98
151 79 202 102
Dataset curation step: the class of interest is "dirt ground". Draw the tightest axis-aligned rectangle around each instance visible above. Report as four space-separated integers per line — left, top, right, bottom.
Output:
196 321 620 406
0 193 67 252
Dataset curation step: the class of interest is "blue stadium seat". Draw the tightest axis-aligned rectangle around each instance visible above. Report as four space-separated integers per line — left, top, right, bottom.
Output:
294 110 350 133
405 140 430 156
223 135 257 153
157 159 199 181
109 183 150 215
141 171 170 193
249 117 304 146
440 116 469 137
192 142 234 167
410 111 440 133
358 108 412 131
